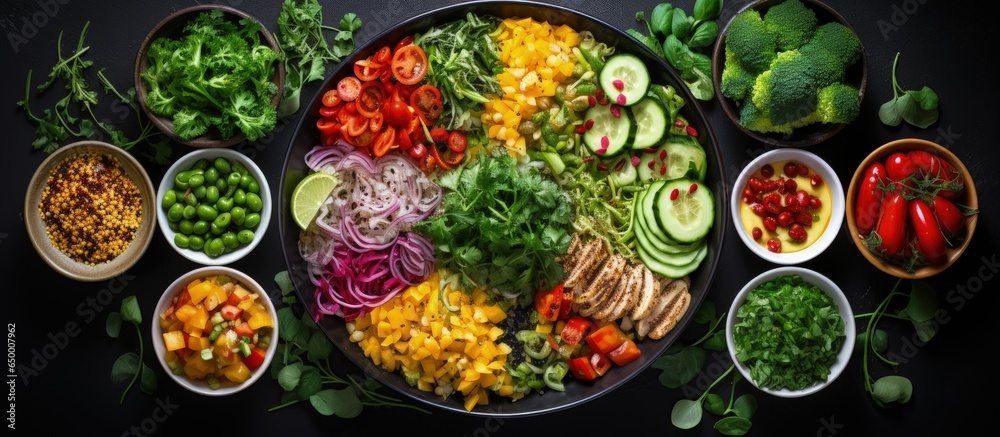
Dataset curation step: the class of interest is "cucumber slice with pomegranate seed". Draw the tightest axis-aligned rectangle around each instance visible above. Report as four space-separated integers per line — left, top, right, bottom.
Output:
599 53 651 107
583 103 632 157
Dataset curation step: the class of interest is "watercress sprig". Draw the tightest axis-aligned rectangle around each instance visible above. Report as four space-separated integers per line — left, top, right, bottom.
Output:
268 271 431 418
878 52 940 129
854 278 939 407
627 0 723 100
107 296 157 404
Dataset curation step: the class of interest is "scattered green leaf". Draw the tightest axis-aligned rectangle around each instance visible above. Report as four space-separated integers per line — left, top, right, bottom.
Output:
108 295 156 404
878 52 940 129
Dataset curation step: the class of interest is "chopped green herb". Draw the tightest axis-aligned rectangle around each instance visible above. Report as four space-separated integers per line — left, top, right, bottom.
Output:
732 274 846 391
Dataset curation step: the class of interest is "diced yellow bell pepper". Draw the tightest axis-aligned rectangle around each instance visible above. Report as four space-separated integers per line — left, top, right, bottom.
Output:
186 281 215 304
187 335 209 351
247 311 273 330
162 331 186 352
223 361 251 383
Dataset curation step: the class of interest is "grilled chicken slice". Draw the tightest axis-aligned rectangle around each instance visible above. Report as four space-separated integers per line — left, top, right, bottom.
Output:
561 233 583 266
593 262 641 321
575 253 626 316
635 278 689 340
629 265 661 321
563 238 608 289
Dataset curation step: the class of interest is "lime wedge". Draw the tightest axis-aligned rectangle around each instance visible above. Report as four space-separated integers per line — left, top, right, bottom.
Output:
291 172 339 230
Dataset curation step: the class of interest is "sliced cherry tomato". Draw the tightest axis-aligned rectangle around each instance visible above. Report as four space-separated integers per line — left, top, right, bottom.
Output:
337 76 362 102
428 143 450 170
872 190 908 259
930 196 966 237
318 105 340 118
373 46 392 64
559 316 593 346
341 112 369 137
383 100 413 128
410 84 443 125
443 150 465 166
394 35 414 53
392 83 417 103
316 117 340 137
855 162 886 235
353 59 385 82
534 283 564 321
322 89 341 107
910 199 947 265
408 142 427 159
368 111 384 133
589 352 612 377
351 128 376 148
397 127 413 151
607 338 641 366
885 152 917 182
392 44 429 85
447 130 468 153
372 126 396 158
356 80 386 118
429 127 449 143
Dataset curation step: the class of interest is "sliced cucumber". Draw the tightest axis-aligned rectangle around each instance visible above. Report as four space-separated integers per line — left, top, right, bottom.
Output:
607 155 638 187
599 53 651 107
637 138 708 183
637 240 708 279
627 98 668 150
583 104 631 157
634 204 703 257
654 179 714 244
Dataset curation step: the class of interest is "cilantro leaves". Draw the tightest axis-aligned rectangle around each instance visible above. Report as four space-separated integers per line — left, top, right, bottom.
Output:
414 149 573 306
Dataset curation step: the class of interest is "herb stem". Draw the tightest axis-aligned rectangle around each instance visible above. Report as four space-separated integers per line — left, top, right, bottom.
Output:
119 322 142 405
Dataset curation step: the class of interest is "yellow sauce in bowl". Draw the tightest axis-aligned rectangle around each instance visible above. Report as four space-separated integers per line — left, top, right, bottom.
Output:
738 159 833 254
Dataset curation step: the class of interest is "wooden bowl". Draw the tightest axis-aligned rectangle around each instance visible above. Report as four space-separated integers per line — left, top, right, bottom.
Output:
712 0 867 147
845 138 979 279
134 5 285 148
24 141 156 281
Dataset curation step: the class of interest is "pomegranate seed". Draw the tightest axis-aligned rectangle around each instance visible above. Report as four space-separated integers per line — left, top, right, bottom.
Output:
670 188 679 200
595 89 605 100
647 160 656 170
585 119 595 130
686 125 698 136
575 125 586 134
659 164 667 176
809 197 822 209
674 120 685 128
597 163 609 171
811 174 823 187
587 96 597 107
689 183 698 193
767 238 781 253
610 105 621 118
763 217 778 232
601 136 609 148
752 227 763 240
659 149 668 160
643 147 656 153
613 79 625 90
631 156 641 167
783 162 798 178
595 147 607 155
759 164 774 178
614 159 625 171
616 94 626 105
583 156 595 163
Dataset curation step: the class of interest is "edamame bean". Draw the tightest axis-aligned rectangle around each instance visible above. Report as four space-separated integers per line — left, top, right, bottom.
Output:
230 207 246 226
188 173 205 189
239 174 253 190
161 190 177 209
182 204 197 220
192 185 206 200
215 178 227 192
197 204 219 221
244 213 261 229
205 185 219 204
183 192 198 206
216 197 234 213
173 171 191 190
246 179 260 194
188 235 205 250
227 172 242 187
204 167 219 185
173 233 190 248
167 203 184 222
204 238 225 257
237 229 254 244
210 221 226 235
178 219 195 235
245 192 263 212
214 157 231 174
233 188 246 206
213 212 231 230
221 231 239 249
192 220 210 235
192 158 211 170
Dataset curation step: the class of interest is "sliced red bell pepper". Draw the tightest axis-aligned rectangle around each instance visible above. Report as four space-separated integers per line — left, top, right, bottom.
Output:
560 316 593 346
243 345 267 371
607 338 641 366
234 322 254 338
567 356 598 380
534 283 564 321
589 351 612 377
557 288 573 320
585 323 628 355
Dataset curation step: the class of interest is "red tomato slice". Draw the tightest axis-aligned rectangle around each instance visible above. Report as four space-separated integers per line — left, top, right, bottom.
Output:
534 283 564 321
410 85 442 125
392 44 428 85
371 126 396 158
373 46 392 65
337 76 362 102
353 59 385 82
322 89 341 107
356 80 386 118
447 130 468 153
383 100 413 128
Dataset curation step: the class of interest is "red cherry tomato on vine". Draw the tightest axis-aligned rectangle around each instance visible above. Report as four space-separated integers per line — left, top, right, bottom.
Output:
855 162 886 235
907 150 940 179
873 190 908 259
391 44 428 85
909 199 947 265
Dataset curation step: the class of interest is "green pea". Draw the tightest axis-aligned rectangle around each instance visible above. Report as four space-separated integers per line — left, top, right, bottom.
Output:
173 171 191 190
204 167 219 185
244 212 261 229
233 188 246 206
221 231 239 249
168 221 179 232
246 179 260 194
227 172 242 187
188 173 205 189
230 207 246 226
173 233 190 248
192 185 206 200
214 157 231 174
192 158 211 170
187 235 205 250
217 197 235 213
193 220 210 235
213 212 231 229
245 192 263 212
204 238 225 257
161 190 177 209
205 186 220 204
237 229 254 244
178 219 195 235
197 204 219 221
167 203 184 222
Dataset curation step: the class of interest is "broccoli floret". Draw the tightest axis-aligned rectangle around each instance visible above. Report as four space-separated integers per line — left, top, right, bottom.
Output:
799 43 845 88
739 100 792 134
809 22 861 68
763 0 818 51
720 47 756 101
725 9 777 74
815 83 860 124
750 50 818 125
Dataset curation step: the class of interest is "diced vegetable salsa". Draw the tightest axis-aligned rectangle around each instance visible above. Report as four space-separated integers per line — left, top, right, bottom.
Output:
159 274 274 389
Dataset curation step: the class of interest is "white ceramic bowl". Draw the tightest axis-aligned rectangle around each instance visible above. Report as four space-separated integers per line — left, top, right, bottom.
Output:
730 148 844 264
726 266 855 398
157 148 271 265
151 266 279 396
